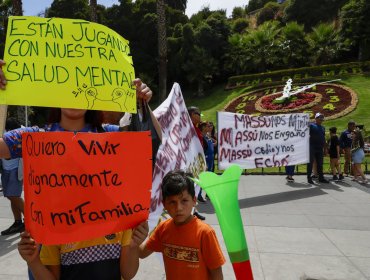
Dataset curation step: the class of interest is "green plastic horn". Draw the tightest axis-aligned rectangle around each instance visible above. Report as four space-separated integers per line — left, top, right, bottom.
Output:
193 165 254 280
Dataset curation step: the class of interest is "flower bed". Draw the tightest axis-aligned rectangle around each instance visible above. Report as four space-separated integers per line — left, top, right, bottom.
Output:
224 83 358 120
255 92 322 113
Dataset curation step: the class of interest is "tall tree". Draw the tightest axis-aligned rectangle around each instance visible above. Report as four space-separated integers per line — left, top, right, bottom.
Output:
47 0 90 20
339 0 370 61
284 0 347 31
90 0 97 22
157 0 167 101
280 21 310 68
11 0 21 15
0 0 12 55
12 0 26 125
180 12 230 96
229 21 282 74
165 0 186 13
308 23 339 65
246 0 271 13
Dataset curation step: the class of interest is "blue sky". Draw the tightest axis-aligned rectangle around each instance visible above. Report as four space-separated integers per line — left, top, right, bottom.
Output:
23 0 248 17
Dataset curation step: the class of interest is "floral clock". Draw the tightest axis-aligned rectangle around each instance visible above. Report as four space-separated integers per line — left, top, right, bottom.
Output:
224 83 358 120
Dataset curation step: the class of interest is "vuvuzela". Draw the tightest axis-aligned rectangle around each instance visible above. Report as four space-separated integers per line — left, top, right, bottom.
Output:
193 165 253 280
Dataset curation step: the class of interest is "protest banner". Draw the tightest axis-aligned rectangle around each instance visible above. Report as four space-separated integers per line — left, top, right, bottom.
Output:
2 16 136 112
149 83 206 231
218 112 309 170
22 131 152 245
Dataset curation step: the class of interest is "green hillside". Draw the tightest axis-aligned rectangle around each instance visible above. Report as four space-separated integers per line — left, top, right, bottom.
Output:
184 74 370 137
183 73 370 174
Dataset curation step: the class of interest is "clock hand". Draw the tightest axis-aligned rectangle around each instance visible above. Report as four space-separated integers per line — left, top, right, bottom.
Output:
275 78 341 101
289 79 341 96
275 78 292 101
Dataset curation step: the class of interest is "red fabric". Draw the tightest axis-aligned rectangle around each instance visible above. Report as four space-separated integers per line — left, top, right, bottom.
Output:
194 125 205 148
146 217 225 280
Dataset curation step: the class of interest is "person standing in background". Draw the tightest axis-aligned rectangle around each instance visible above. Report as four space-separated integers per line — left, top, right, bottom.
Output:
328 127 344 181
187 106 207 218
307 113 329 184
199 122 215 172
351 129 368 184
207 122 218 172
285 165 295 182
339 121 356 176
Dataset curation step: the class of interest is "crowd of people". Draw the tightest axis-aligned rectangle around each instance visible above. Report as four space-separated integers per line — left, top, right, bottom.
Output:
187 106 218 205
0 52 369 280
287 114 368 185
0 59 225 280
186 108 368 186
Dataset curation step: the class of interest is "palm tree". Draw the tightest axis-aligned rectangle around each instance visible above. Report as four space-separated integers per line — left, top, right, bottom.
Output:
90 0 97 22
157 0 167 102
308 23 339 65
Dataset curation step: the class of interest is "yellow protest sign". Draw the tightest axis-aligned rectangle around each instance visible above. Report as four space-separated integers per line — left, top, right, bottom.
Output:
2 16 136 113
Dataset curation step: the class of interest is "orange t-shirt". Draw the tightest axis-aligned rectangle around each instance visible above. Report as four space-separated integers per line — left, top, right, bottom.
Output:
146 217 225 280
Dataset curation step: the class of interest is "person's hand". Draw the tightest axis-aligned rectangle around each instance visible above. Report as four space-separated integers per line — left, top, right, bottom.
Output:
130 221 149 247
0 60 7 90
133 78 152 103
18 231 40 264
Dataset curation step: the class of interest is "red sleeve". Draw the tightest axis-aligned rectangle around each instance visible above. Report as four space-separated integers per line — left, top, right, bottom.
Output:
194 126 204 148
145 222 164 252
201 228 226 270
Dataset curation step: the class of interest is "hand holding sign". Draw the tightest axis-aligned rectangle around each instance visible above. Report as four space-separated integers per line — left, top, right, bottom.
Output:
18 231 40 265
131 221 149 247
3 16 136 112
134 78 152 103
23 131 152 245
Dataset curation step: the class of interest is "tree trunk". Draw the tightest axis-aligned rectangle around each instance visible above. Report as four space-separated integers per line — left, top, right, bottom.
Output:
197 80 204 97
12 0 25 126
12 0 22 16
358 39 370 61
157 0 167 102
90 0 98 22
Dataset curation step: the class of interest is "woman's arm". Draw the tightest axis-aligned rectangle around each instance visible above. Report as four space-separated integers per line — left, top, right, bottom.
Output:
0 138 11 159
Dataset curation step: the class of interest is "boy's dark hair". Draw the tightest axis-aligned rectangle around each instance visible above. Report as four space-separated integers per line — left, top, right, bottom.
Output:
161 170 195 200
5 117 21 131
329 127 337 133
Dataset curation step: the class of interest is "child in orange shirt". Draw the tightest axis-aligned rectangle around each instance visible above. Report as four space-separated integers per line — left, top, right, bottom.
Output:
139 170 225 280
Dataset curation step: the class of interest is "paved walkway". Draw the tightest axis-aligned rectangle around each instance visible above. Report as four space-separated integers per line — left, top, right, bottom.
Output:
1 175 370 280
